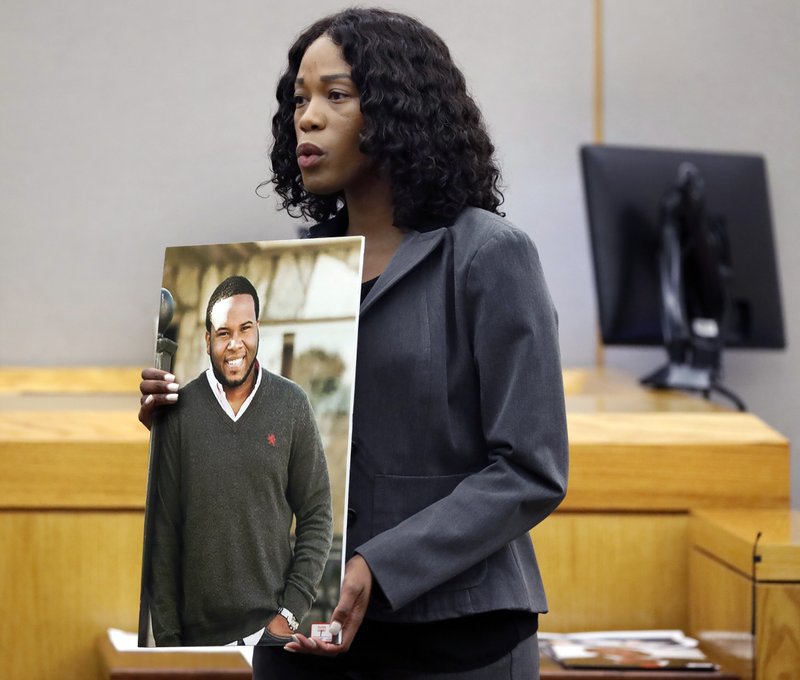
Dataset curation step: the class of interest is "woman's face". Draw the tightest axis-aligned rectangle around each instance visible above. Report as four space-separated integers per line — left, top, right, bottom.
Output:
293 36 372 197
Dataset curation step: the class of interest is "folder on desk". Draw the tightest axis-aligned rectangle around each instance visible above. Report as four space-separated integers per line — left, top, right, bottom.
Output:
540 630 719 672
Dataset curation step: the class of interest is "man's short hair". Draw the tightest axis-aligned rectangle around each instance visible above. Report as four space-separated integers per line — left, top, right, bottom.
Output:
205 276 260 332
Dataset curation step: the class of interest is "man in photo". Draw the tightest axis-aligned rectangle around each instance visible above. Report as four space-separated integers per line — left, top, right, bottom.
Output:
148 275 333 646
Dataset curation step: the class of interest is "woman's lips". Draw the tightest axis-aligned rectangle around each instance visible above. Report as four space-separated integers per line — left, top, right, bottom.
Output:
297 142 324 169
298 154 322 169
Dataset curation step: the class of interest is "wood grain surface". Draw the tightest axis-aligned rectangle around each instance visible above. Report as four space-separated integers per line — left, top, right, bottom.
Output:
0 367 783 679
691 509 800 581
689 547 752 679
756 582 800 679
533 513 689 632
0 512 143 680
0 413 148 509
689 513 800 679
0 367 142 394
564 413 788 511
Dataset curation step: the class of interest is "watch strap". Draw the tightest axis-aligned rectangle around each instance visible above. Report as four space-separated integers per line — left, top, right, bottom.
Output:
277 606 299 632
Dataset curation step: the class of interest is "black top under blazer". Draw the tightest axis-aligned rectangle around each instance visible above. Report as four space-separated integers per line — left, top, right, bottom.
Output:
309 206 569 624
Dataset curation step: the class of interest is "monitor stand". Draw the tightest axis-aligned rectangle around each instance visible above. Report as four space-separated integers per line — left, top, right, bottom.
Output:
641 361 746 411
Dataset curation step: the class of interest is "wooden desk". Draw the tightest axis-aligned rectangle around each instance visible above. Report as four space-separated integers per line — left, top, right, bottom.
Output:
562 367 730 414
0 368 147 680
689 509 800 680
0 367 790 680
0 367 142 395
97 633 741 680
535 371 788 633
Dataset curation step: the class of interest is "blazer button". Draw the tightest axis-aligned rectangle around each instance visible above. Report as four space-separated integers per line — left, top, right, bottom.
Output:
347 507 358 525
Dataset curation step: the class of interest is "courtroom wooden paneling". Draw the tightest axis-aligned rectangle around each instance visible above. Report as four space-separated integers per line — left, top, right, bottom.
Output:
689 510 800 679
535 404 789 636
756 583 800 679
0 512 143 680
0 367 789 679
689 548 752 680
690 557 800 680
0 412 148 509
1 411 786 512
691 508 800 580
0 367 142 394
533 513 689 632
564 413 789 511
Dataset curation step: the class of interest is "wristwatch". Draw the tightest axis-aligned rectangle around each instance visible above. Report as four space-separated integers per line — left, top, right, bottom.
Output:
277 606 299 632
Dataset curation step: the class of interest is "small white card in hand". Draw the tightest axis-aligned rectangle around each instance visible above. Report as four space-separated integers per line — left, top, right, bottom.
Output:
311 623 334 642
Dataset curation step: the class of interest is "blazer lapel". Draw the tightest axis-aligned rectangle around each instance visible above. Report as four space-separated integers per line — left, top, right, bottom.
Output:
360 228 446 316
308 210 447 316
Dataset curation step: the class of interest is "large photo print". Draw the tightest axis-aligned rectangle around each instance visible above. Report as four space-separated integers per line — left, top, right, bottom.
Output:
138 236 363 647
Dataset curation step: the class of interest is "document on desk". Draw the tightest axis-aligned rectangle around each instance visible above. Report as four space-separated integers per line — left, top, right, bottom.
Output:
539 630 718 671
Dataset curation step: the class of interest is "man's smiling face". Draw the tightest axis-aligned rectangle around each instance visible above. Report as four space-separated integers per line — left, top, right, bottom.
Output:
205 293 259 389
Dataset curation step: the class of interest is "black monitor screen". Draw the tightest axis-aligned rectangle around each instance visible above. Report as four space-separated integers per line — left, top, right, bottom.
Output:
581 144 785 349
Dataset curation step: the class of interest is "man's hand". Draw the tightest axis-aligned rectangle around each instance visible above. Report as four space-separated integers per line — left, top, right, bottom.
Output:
284 554 373 655
139 368 180 430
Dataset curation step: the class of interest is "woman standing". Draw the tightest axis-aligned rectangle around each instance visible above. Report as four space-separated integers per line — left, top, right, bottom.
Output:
141 8 568 679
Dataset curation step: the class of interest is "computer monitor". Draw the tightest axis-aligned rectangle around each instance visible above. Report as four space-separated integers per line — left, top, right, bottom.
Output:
581 144 785 351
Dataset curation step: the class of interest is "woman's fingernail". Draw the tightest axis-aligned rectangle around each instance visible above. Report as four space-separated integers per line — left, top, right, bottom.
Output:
283 645 296 653
165 373 175 382
166 382 180 392
329 621 342 636
144 395 154 405
291 634 299 643
165 393 179 402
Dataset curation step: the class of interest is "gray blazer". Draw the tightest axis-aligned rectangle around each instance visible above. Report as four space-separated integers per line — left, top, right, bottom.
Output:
309 206 568 623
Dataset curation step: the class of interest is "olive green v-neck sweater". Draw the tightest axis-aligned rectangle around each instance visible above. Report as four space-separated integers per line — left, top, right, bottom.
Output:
149 369 333 646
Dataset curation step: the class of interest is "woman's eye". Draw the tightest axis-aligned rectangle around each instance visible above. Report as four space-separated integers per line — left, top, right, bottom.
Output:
329 91 348 101
293 95 306 107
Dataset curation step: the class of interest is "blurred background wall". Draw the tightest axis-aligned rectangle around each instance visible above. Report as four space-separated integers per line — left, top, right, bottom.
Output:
1 0 797 505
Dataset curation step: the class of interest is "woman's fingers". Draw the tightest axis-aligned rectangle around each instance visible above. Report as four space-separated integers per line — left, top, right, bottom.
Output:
138 369 180 430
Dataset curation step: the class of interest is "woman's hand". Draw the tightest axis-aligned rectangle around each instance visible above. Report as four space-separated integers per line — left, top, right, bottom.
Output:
138 368 180 430
284 554 373 655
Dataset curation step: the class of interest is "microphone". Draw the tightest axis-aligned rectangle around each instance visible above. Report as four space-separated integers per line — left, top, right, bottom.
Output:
155 288 178 372
158 287 175 336
139 287 179 646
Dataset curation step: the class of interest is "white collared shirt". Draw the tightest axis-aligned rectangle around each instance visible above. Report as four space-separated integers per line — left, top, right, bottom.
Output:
205 363 262 422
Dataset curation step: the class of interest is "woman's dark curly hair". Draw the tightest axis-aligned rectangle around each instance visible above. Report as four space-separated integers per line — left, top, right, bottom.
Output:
269 7 504 228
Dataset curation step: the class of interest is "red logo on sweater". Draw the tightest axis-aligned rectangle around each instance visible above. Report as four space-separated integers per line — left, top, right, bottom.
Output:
267 433 276 447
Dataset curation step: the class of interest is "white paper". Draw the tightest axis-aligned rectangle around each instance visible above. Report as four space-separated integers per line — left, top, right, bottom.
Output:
107 628 253 665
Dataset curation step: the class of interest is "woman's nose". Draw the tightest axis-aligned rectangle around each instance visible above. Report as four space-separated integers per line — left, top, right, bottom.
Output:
298 98 324 132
